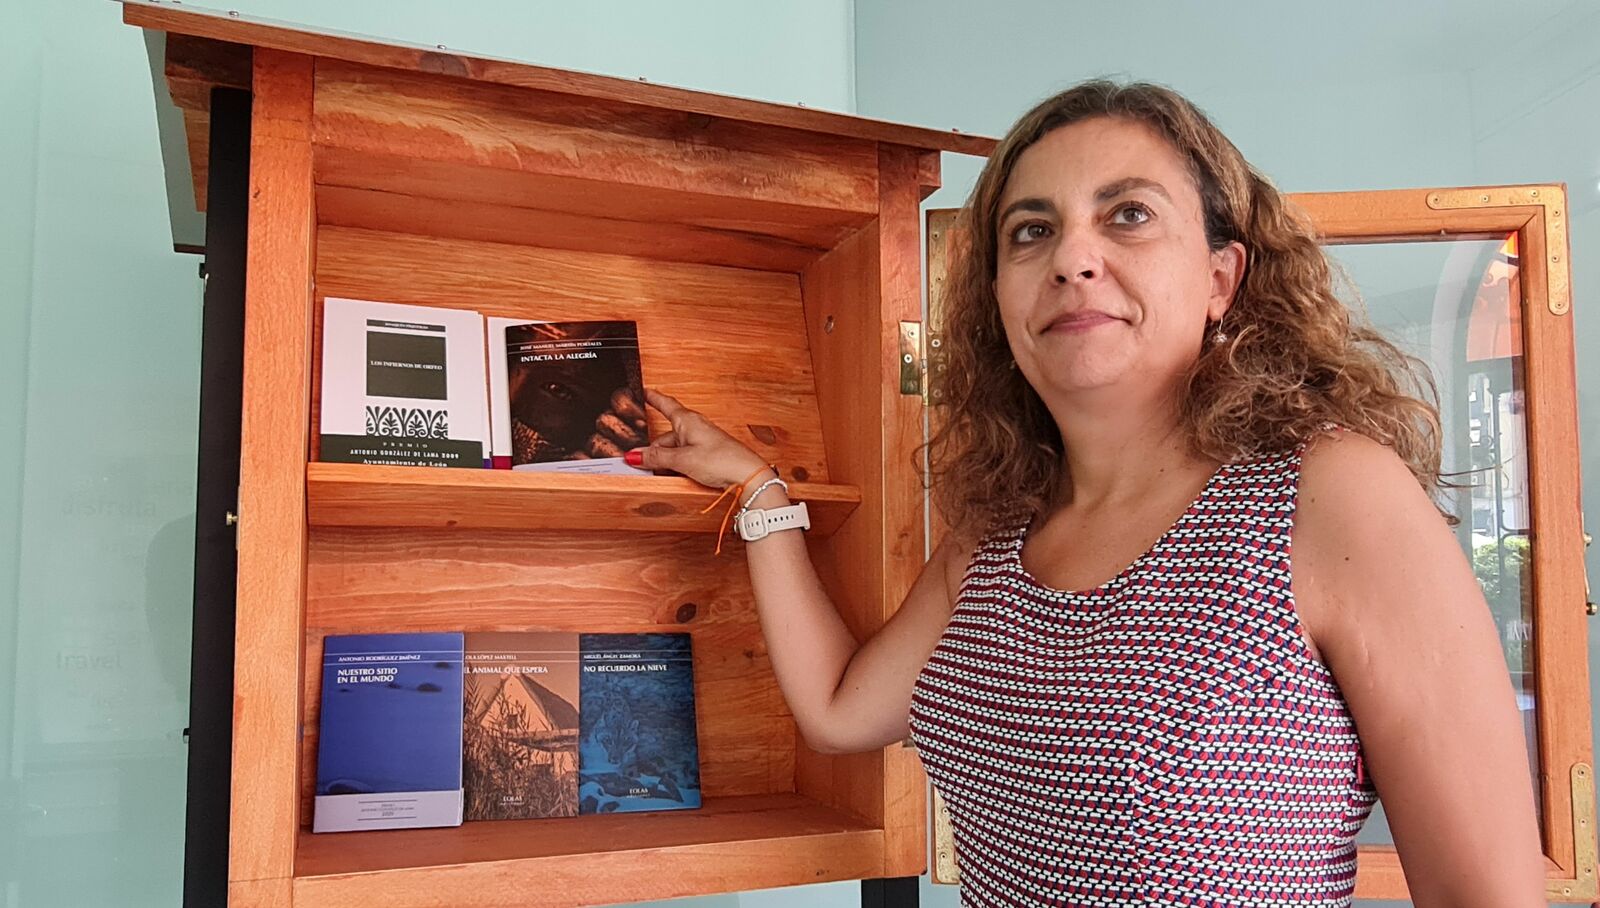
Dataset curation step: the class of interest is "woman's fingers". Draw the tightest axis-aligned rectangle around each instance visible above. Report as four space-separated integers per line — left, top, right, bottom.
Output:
644 387 711 441
637 443 679 473
631 389 754 488
627 427 677 472
645 388 688 421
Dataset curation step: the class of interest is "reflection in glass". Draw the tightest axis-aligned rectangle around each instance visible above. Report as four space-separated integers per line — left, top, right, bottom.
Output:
1321 237 1537 847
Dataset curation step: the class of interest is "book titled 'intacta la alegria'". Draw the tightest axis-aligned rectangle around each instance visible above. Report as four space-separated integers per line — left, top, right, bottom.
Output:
504 320 650 476
313 633 466 833
320 297 488 468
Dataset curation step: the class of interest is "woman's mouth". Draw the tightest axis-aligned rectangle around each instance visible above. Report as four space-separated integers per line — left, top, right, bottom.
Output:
1043 311 1118 334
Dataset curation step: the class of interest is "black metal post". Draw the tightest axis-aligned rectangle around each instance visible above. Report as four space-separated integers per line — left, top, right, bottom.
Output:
182 85 251 908
861 876 919 908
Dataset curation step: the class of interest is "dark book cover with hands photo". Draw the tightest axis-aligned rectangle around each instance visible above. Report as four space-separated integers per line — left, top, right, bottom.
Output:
505 320 650 476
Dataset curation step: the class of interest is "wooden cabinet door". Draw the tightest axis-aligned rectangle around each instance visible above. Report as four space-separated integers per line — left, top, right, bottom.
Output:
922 206 962 886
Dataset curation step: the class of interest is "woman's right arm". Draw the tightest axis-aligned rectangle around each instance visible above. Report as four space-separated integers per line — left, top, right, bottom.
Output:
634 389 973 755
744 521 974 754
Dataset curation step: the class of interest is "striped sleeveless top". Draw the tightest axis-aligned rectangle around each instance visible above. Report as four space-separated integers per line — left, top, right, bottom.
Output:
907 445 1377 907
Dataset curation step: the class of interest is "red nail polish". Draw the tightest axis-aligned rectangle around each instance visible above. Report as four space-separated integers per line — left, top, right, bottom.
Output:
624 449 644 466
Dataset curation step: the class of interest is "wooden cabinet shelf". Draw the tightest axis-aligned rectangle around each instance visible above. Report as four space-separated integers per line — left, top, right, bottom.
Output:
306 463 862 536
293 793 882 906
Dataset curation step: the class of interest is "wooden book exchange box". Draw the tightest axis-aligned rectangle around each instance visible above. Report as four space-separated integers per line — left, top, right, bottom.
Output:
122 2 995 905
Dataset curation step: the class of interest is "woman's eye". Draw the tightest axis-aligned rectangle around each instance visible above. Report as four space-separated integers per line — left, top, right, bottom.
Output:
1111 204 1150 225
1009 222 1051 244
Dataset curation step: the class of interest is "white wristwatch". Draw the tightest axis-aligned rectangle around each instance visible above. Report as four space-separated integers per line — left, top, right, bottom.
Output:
735 502 811 542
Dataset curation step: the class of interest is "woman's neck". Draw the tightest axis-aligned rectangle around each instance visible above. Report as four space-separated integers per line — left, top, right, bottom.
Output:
1046 383 1208 512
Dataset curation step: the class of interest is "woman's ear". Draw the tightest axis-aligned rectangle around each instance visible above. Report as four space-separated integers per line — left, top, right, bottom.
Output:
1208 240 1247 321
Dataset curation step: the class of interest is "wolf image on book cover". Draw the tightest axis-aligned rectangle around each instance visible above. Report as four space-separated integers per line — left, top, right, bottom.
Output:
505 320 649 472
463 632 581 820
578 633 702 815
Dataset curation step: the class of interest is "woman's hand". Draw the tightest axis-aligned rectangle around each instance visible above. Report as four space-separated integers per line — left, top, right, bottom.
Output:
627 389 970 757
625 389 770 489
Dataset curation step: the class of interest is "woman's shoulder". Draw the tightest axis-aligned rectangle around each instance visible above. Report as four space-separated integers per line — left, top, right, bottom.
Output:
1297 427 1425 511
1292 427 1448 576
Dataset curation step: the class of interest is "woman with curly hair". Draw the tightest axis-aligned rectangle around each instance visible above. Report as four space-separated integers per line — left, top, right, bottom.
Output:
624 80 1543 906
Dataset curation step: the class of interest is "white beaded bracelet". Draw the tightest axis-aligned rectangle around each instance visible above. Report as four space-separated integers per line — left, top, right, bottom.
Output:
739 475 789 513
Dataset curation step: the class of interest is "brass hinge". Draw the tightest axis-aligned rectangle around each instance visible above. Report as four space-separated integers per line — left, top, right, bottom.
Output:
1549 762 1598 901
932 786 959 885
899 321 926 400
1585 524 1595 616
1427 185 1570 316
927 330 946 405
925 208 957 407
897 321 946 405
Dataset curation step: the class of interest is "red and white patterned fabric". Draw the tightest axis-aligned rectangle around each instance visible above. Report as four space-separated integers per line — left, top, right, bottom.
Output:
909 444 1377 906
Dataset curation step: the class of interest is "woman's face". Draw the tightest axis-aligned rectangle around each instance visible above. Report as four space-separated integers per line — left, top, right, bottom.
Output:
993 116 1244 399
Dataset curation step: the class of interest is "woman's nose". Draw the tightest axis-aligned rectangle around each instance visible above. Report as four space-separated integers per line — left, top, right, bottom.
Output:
1050 228 1102 284
1053 267 1096 285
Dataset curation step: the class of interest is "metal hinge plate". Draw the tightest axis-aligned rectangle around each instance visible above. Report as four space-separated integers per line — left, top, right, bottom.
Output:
1427 185 1570 316
1548 762 1598 901
898 321 945 404
898 321 923 397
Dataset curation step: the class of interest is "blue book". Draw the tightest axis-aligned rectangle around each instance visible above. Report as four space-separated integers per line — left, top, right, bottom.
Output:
577 633 702 815
313 632 466 833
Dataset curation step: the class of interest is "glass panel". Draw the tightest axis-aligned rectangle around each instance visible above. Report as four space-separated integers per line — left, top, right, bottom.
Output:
4 4 199 906
1322 237 1538 847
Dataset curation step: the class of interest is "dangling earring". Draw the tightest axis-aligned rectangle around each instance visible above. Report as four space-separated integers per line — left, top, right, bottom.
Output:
1210 322 1229 346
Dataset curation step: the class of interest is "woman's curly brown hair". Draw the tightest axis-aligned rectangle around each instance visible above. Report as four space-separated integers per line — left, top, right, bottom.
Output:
926 79 1444 536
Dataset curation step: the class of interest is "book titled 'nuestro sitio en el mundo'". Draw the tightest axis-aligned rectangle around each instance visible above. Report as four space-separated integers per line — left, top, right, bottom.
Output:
312 633 466 833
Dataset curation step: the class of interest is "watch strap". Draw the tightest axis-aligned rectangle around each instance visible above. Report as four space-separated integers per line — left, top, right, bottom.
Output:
736 502 811 541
